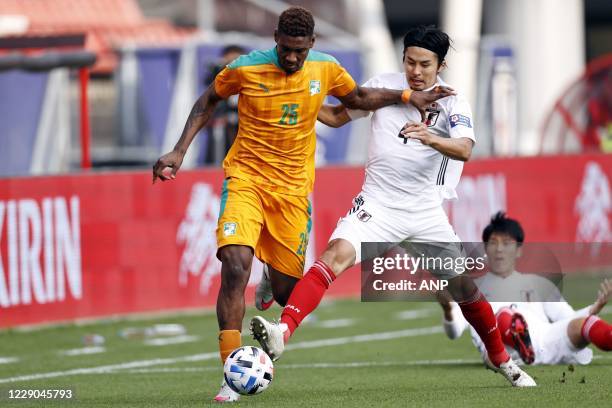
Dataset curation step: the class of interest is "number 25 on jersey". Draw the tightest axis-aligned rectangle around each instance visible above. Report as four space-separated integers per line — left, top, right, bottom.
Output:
279 103 299 125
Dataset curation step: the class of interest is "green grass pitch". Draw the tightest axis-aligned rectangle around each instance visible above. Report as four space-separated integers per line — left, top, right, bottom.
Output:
0 299 610 407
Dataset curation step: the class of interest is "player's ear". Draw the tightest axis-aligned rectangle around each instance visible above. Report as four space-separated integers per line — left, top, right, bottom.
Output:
516 245 523 259
274 29 279 44
438 60 447 73
309 34 315 48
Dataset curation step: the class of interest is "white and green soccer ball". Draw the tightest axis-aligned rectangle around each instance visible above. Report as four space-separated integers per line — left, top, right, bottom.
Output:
223 346 274 395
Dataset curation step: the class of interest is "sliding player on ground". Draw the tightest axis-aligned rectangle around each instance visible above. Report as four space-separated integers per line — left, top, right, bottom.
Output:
439 212 612 365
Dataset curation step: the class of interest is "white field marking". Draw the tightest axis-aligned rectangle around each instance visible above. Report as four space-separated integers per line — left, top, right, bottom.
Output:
110 351 612 376
285 326 443 351
59 347 106 356
122 359 483 374
39 354 612 376
10 309 216 333
144 335 199 347
316 318 356 328
0 326 442 384
0 357 20 364
394 309 437 320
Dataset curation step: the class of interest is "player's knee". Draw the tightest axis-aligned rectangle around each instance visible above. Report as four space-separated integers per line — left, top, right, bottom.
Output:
218 248 251 291
446 275 478 302
320 239 356 275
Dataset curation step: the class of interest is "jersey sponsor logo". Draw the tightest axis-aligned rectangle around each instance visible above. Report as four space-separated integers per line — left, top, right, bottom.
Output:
357 209 371 222
223 222 237 236
309 80 321 96
449 114 472 128
425 108 440 127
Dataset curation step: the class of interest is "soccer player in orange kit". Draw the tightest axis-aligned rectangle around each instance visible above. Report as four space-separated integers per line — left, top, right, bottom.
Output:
152 7 453 402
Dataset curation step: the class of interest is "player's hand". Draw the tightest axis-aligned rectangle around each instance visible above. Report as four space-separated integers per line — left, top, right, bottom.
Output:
590 278 612 315
152 150 184 184
400 122 434 145
409 86 456 120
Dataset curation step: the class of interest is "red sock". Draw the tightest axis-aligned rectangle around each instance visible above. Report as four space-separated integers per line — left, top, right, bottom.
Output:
495 307 514 346
280 261 336 341
582 315 612 351
458 292 510 367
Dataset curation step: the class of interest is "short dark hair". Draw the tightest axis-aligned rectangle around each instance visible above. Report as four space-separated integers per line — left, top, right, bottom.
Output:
482 212 525 244
278 6 315 37
403 25 451 64
221 45 246 57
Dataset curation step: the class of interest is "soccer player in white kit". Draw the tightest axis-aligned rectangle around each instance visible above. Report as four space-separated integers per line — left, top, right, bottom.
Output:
251 25 536 387
439 212 612 365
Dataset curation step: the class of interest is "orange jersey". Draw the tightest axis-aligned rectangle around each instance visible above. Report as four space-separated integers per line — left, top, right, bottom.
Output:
214 47 356 196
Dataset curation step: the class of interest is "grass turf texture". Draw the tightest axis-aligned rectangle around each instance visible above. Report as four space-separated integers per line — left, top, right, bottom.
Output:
0 299 610 407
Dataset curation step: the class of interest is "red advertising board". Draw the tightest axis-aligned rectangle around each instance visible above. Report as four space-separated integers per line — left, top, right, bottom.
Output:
0 154 610 327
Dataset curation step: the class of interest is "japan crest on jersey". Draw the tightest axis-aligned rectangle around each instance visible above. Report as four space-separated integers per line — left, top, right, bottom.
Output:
425 108 440 127
357 209 371 222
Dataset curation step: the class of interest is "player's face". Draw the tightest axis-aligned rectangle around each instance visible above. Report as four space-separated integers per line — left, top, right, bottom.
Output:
485 233 522 276
274 31 314 74
403 47 442 90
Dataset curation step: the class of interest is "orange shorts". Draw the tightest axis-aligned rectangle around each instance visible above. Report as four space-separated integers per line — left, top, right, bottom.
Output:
216 177 311 279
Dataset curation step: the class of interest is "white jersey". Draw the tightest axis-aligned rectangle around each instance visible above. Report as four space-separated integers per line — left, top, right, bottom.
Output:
476 271 573 322
349 73 475 209
443 271 593 365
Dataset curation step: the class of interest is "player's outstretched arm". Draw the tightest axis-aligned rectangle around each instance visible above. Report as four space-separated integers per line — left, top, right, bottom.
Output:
337 85 455 117
317 104 352 128
401 122 473 161
152 84 223 183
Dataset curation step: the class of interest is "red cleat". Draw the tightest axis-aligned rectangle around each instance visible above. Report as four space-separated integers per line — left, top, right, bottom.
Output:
510 313 535 364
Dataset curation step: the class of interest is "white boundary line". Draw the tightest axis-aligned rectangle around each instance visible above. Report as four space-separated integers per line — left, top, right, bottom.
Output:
316 318 356 328
0 326 442 384
122 359 482 374
144 335 200 347
108 354 612 374
59 347 106 357
285 326 442 351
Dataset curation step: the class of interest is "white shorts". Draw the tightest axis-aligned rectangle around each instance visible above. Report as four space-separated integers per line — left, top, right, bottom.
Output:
530 318 593 365
329 193 462 278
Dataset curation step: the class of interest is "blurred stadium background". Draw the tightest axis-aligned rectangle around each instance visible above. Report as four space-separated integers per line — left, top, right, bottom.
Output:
0 1 611 402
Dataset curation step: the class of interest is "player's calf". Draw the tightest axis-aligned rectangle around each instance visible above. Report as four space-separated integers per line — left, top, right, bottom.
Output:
450 279 511 368
582 315 612 351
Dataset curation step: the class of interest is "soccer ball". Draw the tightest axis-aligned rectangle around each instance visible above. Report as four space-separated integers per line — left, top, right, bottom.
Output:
223 346 274 395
